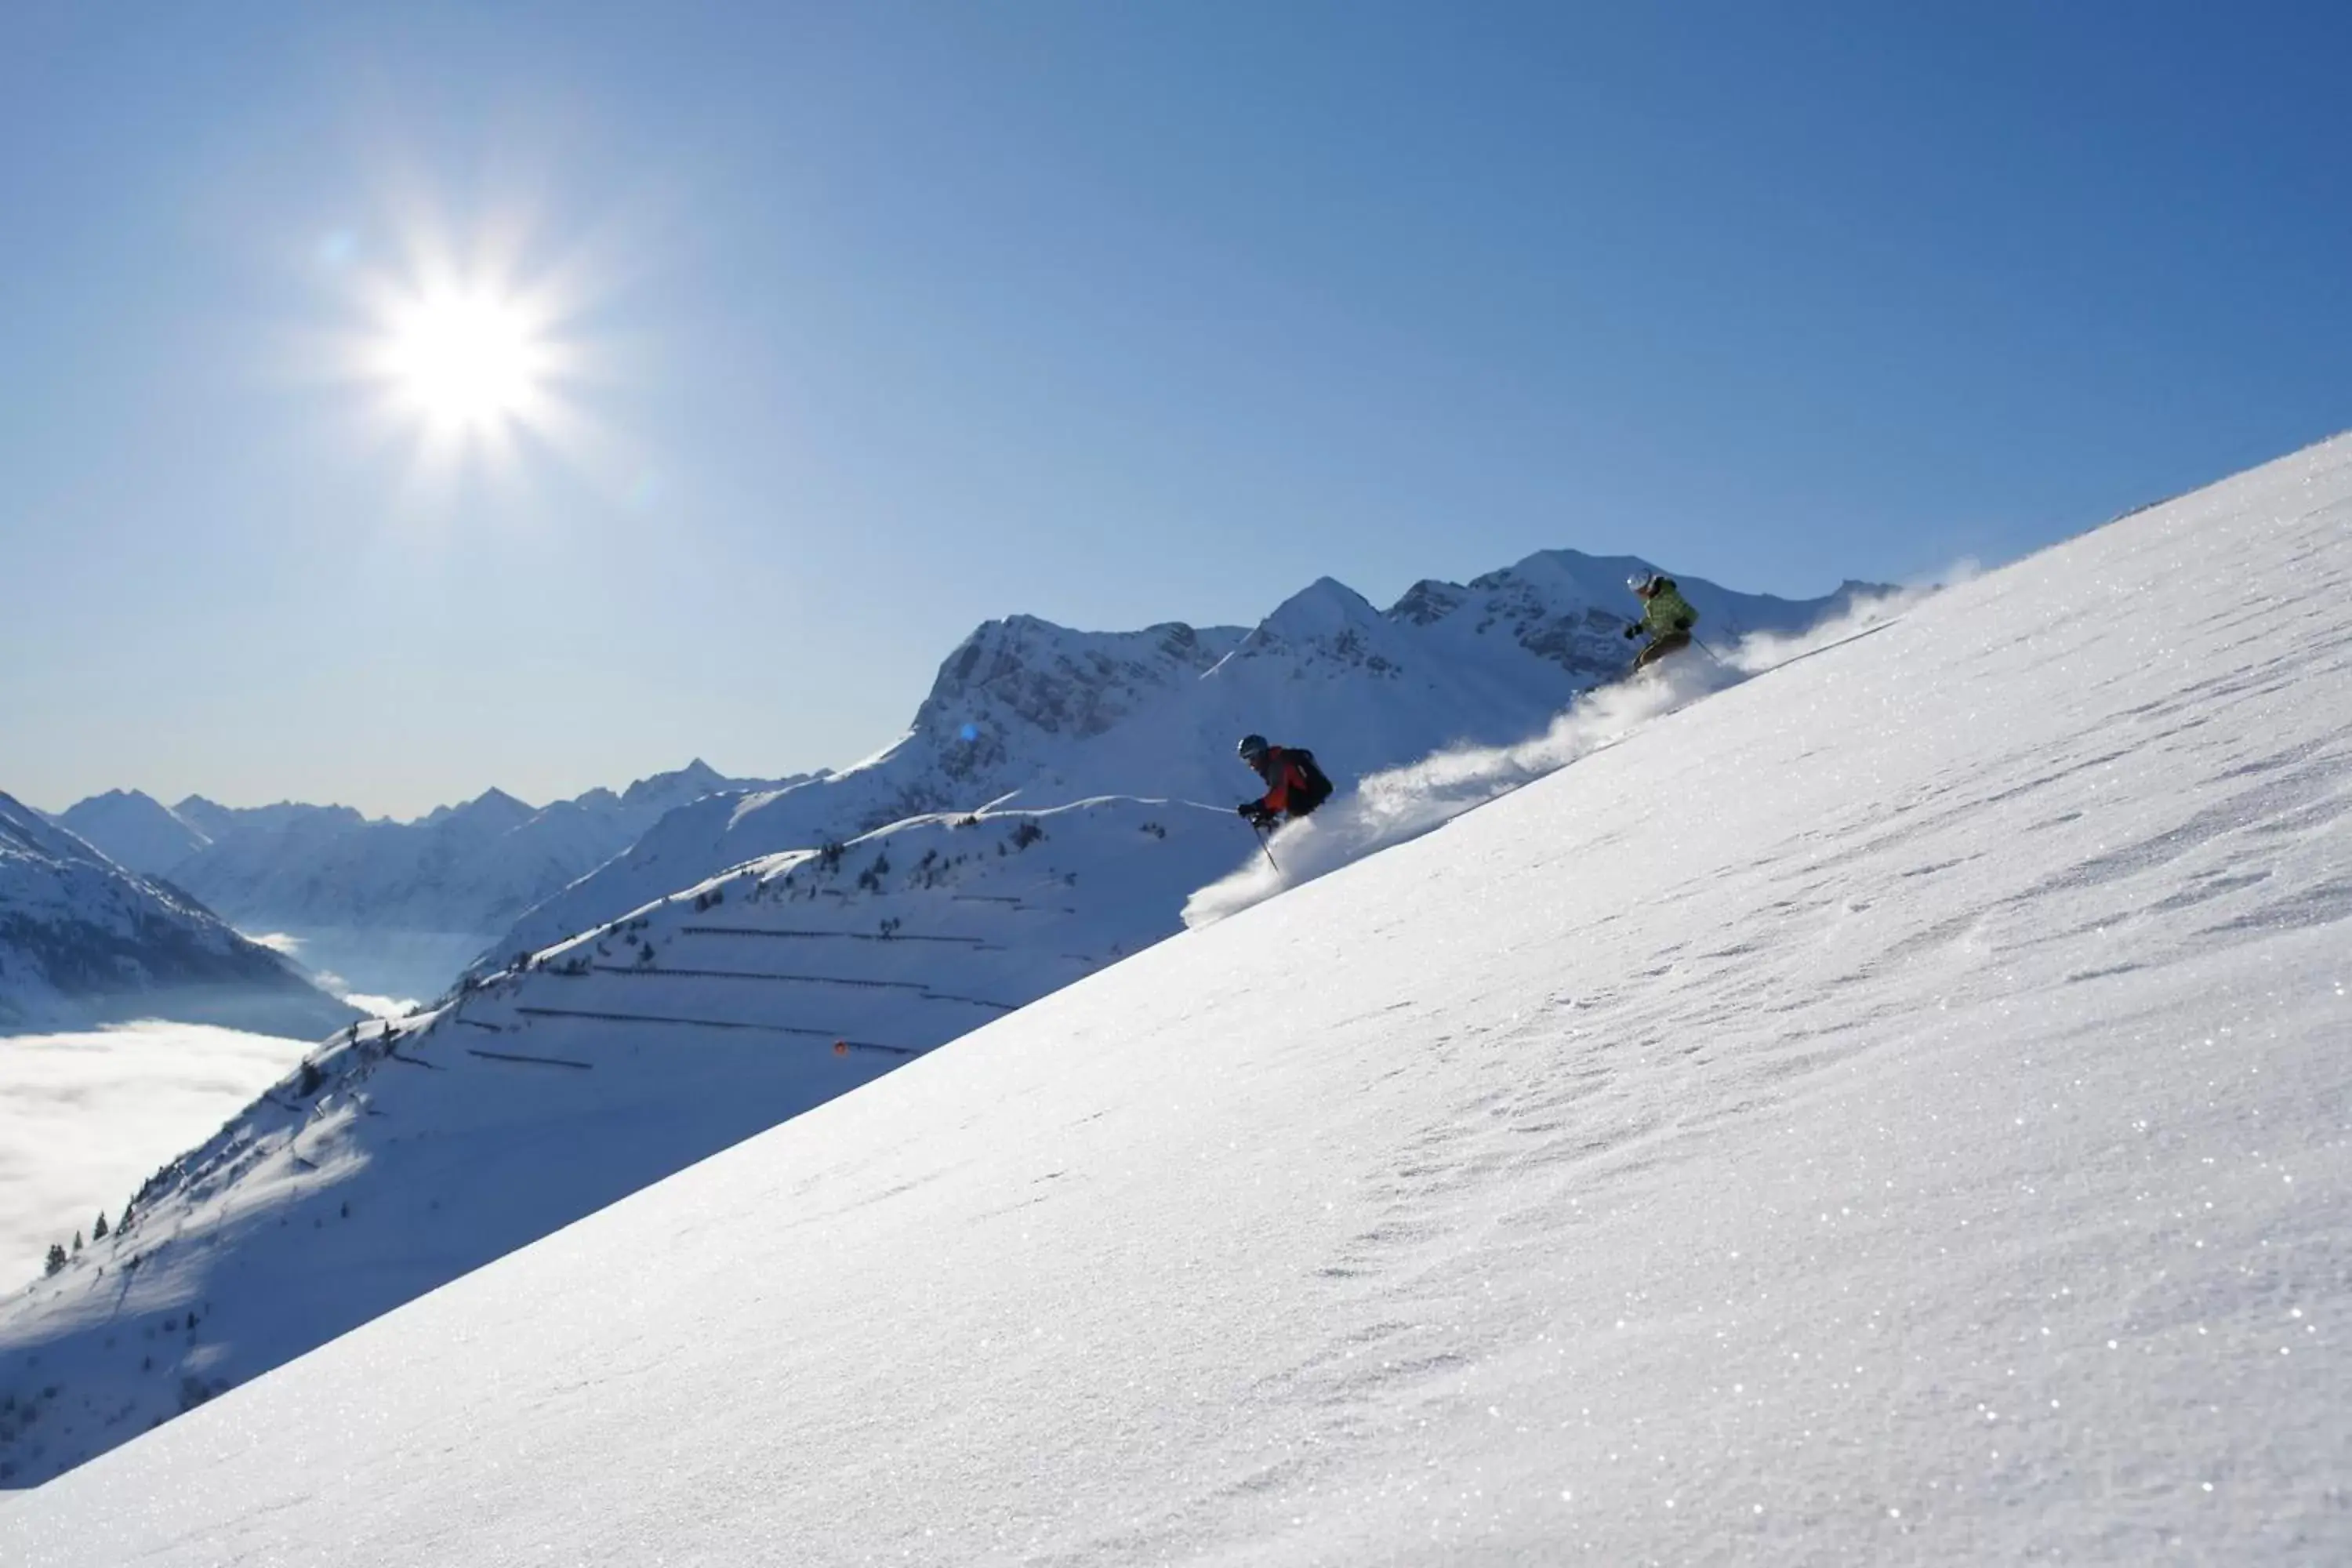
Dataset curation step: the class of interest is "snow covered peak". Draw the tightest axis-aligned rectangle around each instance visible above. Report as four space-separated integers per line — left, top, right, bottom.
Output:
1227 576 1406 685
421 787 536 831
616 758 729 813
1468 546 1654 605
917 617 1238 735
53 789 211 877
1385 576 1468 626
1254 575 1386 640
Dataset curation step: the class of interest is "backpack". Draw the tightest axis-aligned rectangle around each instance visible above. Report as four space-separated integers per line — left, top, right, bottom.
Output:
1287 748 1334 815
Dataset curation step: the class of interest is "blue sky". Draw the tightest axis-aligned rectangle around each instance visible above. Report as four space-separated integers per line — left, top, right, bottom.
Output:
4 1 2346 818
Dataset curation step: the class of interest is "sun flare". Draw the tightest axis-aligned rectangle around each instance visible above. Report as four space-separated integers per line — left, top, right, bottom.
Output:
383 292 543 427
326 203 612 488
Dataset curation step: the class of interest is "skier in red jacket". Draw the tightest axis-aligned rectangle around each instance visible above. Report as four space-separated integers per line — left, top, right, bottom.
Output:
1236 735 1334 829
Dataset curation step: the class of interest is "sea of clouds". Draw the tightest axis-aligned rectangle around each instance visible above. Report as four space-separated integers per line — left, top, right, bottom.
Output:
0 1021 314 1287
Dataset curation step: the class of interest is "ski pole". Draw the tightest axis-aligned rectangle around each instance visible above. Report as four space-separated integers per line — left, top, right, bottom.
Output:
1254 823 1281 874
1691 634 1726 666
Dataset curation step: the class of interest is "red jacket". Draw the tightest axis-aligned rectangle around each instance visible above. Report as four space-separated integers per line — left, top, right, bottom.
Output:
1254 746 1316 816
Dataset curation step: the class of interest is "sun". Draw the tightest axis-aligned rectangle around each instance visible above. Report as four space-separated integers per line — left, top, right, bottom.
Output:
322 201 612 489
381 291 544 428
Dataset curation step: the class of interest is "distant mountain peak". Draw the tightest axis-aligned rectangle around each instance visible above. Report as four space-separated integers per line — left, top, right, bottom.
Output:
1386 578 1468 626
1462 546 1651 602
619 759 746 812
912 615 1239 746
1255 575 1384 639
419 788 536 830
1236 576 1399 677
55 788 211 877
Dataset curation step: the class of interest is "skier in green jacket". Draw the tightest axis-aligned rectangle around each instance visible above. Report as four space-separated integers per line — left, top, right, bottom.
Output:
1624 573 1699 670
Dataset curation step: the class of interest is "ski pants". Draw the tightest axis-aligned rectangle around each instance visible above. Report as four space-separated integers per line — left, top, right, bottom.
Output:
1633 630 1692 670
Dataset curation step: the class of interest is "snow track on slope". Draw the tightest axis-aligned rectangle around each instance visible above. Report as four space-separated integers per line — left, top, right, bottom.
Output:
1183 591 1924 927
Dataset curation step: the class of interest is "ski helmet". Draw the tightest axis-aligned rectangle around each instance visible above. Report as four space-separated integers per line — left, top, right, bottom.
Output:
1628 572 1663 598
1237 733 1270 765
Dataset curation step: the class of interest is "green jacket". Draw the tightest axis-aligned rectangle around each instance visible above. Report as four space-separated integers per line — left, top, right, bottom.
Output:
1637 579 1699 641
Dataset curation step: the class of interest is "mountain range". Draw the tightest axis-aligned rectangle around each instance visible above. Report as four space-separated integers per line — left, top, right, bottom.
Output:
487 550 1879 967
39 761 813 1004
0 793 357 1038
27 551 1868 1021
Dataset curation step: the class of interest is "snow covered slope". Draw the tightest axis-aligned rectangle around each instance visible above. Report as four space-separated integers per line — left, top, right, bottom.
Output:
0 795 357 1040
0 797 1250 1475
493 552 1869 964
49 791 209 879
8 435 2347 1560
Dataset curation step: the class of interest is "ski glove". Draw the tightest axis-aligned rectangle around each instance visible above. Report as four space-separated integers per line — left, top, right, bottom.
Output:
1624 623 1641 640
1673 616 1693 631
1240 803 1276 828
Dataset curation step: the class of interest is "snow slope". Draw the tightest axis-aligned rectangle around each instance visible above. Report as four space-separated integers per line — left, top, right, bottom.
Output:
0 797 1253 1480
493 551 1871 964
6 437 2345 1559
0 564 1860 1475
0 796 358 1040
1179 606 1914 927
